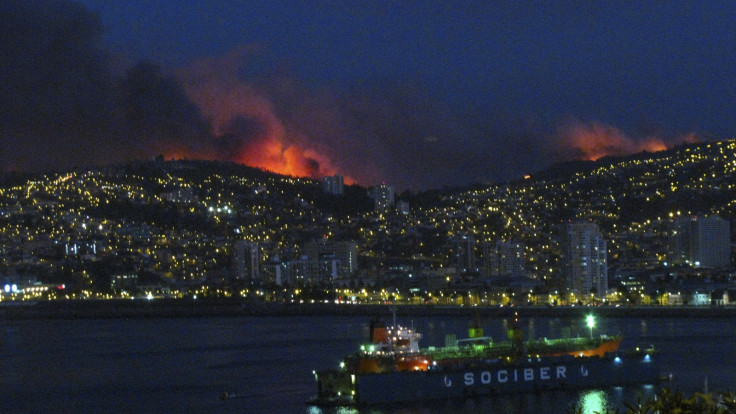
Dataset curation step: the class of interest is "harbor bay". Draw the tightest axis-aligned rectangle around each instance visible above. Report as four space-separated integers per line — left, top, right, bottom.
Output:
2 314 733 413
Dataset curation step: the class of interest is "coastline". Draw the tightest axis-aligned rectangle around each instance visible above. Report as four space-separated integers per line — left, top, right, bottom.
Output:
3 299 736 320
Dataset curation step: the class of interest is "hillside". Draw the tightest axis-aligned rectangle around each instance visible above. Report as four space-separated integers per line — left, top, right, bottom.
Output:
1 139 735 294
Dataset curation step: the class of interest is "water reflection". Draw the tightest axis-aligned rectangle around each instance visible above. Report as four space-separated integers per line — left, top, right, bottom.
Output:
308 405 360 414
307 385 660 414
577 390 608 414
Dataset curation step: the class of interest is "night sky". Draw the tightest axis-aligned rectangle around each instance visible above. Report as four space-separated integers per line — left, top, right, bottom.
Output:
3 1 735 190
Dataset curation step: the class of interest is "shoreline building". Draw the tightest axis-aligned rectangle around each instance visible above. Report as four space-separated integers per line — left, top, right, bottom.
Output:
563 221 608 297
669 216 730 269
483 240 526 278
303 239 358 279
233 240 260 282
453 234 477 279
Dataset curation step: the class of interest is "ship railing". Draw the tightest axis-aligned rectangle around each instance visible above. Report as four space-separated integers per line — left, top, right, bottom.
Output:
456 336 494 346
425 342 516 361
527 336 613 351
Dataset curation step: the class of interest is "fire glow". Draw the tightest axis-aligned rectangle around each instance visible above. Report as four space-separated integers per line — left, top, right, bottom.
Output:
561 121 698 161
177 50 354 183
234 135 341 180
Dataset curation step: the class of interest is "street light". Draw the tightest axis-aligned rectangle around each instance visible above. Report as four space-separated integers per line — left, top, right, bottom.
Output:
586 315 595 339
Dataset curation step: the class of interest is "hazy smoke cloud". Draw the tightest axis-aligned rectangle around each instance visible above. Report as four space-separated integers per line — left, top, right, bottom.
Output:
0 1 212 171
178 48 349 181
1 1 706 190
177 48 535 190
555 119 700 162
118 61 212 159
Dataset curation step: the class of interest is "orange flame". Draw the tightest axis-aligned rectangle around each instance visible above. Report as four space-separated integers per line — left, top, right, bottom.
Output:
177 48 355 183
561 121 696 161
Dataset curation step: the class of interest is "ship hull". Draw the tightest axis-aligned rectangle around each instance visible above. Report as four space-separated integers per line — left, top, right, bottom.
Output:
314 350 659 406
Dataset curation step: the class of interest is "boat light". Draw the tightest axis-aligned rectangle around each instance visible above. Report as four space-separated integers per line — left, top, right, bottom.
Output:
340 362 345 369
586 315 595 339
644 354 650 362
614 356 621 364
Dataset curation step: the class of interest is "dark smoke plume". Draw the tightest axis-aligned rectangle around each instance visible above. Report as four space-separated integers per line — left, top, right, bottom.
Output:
0 1 212 171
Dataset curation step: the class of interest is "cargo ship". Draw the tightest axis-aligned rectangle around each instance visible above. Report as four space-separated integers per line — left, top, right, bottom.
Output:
309 312 660 406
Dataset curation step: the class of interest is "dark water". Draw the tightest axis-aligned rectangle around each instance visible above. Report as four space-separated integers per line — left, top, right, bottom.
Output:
1 314 734 413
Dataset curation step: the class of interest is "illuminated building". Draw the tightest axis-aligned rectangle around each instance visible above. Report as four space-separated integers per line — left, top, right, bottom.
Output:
396 201 410 215
322 174 344 195
233 240 260 281
563 221 608 296
484 240 526 278
111 274 138 291
160 186 195 203
368 183 394 212
669 216 730 268
452 233 476 279
303 238 358 278
262 254 342 287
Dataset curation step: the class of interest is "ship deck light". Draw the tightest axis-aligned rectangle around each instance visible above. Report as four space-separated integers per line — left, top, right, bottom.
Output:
586 315 595 339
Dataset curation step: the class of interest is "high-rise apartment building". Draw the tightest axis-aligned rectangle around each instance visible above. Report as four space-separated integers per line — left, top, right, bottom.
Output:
484 240 526 278
322 174 344 195
368 183 394 212
669 216 730 268
453 234 476 278
563 221 608 296
303 238 358 279
233 240 259 282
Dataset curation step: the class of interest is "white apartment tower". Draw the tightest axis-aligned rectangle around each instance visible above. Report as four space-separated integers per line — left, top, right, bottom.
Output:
564 221 608 296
